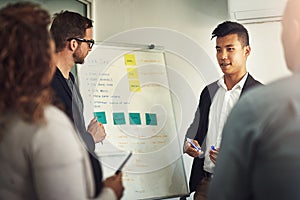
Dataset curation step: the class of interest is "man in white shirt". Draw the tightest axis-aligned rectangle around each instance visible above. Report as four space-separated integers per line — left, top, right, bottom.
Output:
183 21 262 200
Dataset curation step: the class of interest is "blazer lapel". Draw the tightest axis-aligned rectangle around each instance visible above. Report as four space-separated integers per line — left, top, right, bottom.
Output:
54 68 73 99
241 74 261 96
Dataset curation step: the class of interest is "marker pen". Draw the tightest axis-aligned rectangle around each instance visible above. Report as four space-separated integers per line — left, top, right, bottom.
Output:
187 138 201 152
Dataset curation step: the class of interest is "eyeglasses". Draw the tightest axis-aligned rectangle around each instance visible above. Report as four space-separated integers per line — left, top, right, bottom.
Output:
67 37 95 48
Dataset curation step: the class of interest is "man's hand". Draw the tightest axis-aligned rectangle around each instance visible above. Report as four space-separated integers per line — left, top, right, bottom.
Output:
209 147 219 164
183 139 203 158
104 173 124 200
87 118 106 143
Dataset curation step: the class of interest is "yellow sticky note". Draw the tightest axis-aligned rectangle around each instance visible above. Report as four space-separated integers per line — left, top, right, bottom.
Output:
124 54 136 66
127 68 139 79
129 80 141 92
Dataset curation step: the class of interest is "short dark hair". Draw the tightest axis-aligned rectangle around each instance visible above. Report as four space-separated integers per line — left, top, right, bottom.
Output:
211 21 249 47
50 11 93 52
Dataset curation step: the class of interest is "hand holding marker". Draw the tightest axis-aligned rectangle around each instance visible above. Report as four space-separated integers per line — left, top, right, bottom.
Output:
187 138 201 152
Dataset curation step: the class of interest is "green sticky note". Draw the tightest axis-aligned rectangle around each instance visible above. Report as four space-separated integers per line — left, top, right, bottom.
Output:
145 113 157 126
129 113 141 125
94 111 107 124
113 112 126 125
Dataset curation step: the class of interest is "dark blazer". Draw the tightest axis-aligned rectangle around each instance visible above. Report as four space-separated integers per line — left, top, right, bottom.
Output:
51 68 103 197
51 68 95 151
186 74 262 193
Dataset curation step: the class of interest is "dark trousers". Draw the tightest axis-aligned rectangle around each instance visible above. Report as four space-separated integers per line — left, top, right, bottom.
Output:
194 175 212 200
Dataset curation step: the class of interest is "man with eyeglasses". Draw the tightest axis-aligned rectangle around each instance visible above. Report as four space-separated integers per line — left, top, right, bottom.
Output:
67 37 95 48
50 11 124 200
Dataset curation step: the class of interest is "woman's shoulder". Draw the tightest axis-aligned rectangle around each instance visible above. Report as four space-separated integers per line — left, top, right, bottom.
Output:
44 105 70 121
33 105 83 162
43 105 75 131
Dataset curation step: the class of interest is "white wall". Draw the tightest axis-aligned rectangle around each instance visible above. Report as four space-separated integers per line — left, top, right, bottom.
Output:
245 22 291 83
93 0 227 72
93 0 291 84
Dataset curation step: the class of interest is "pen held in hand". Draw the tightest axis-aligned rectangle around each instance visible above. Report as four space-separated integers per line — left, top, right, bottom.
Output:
187 138 201 152
115 151 133 175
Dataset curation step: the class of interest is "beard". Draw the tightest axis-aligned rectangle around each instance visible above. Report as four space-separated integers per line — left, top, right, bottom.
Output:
73 47 85 64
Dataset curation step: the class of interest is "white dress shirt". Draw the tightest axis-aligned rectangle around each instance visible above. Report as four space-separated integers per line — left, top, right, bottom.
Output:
203 73 248 173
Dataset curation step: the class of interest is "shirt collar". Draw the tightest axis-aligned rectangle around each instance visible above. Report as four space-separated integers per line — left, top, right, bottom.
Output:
217 72 249 90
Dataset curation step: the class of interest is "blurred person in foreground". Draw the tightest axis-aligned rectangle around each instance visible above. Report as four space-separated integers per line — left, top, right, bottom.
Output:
208 0 300 199
0 2 123 200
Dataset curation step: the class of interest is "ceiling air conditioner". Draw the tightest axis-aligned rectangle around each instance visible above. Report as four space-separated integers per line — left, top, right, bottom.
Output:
228 0 288 24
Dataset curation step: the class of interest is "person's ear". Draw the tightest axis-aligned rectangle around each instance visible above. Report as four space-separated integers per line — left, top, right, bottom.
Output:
292 19 300 45
244 45 251 57
68 39 78 51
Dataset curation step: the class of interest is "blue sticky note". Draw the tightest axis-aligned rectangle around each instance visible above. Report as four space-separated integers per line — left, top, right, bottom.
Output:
94 111 107 124
145 113 157 126
113 112 126 125
129 113 141 125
